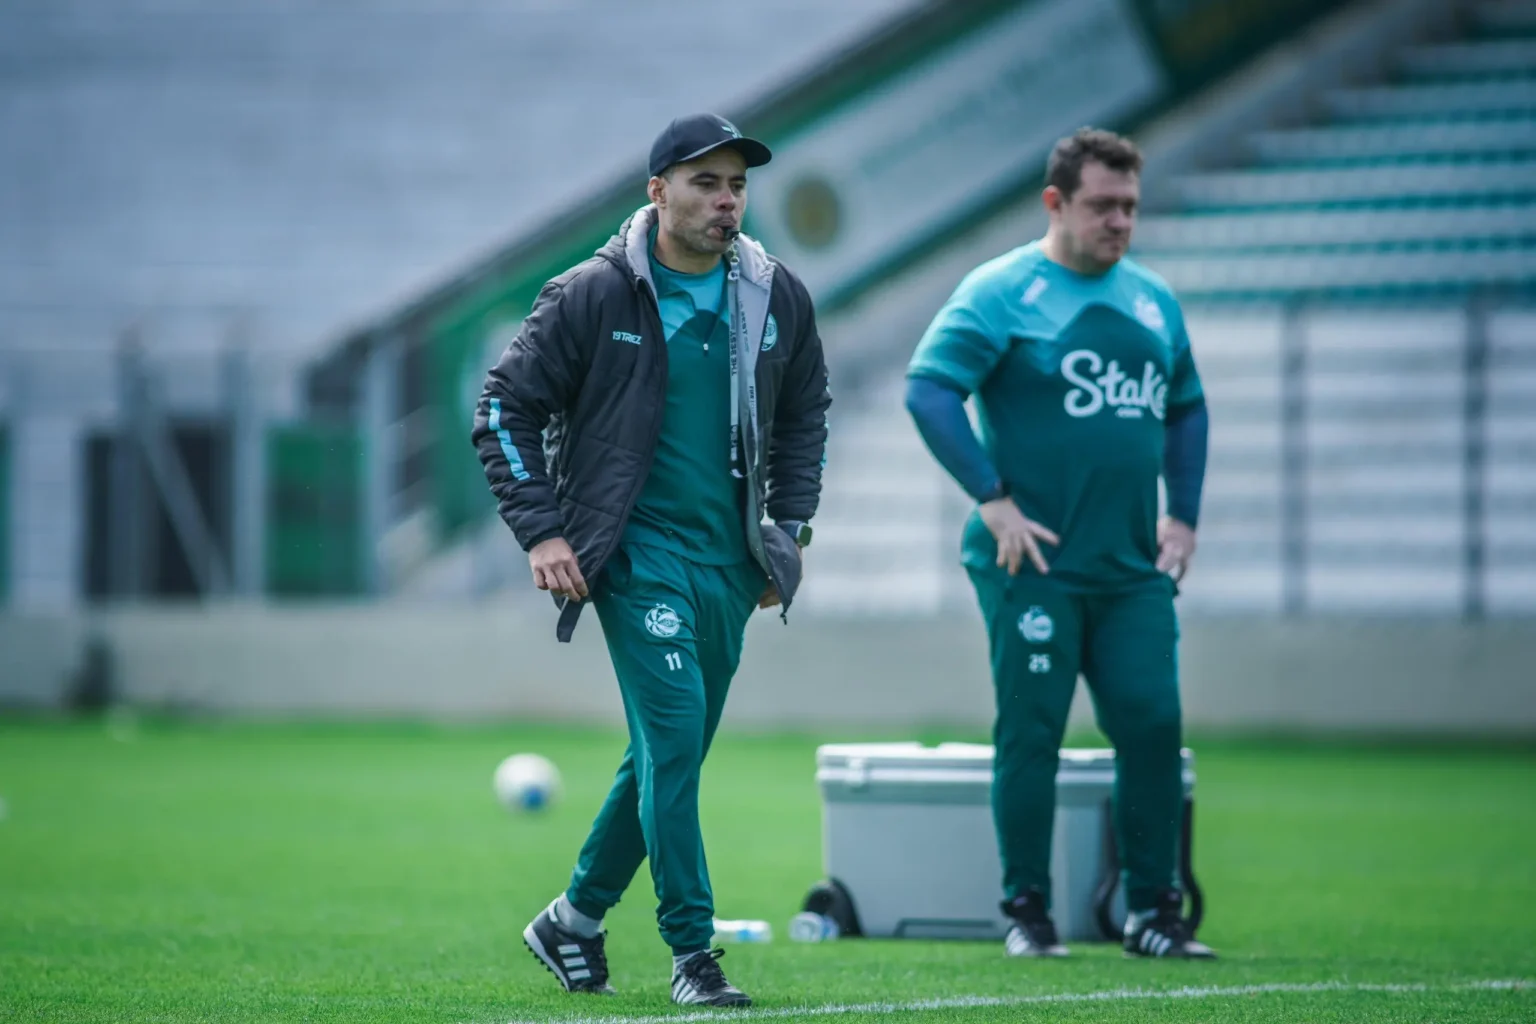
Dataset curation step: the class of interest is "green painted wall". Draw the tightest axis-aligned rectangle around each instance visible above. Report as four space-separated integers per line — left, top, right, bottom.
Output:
266 426 364 597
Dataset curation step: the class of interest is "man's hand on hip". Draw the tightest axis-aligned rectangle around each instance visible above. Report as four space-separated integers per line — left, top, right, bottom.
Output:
1156 517 1197 582
529 537 588 602
980 497 1059 576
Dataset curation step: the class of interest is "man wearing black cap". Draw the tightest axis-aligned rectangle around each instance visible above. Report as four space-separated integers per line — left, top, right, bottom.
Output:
473 114 830 1007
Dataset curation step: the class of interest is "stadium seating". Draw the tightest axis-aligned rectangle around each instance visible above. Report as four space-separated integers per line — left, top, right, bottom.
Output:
797 0 1536 618
0 0 911 357
1134 1 1536 613
1136 1 1536 299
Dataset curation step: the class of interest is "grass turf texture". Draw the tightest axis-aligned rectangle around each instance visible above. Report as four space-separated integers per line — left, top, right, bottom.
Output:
1 719 1532 1023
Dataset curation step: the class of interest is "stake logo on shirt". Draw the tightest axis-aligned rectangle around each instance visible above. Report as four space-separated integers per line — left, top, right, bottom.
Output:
1061 349 1167 421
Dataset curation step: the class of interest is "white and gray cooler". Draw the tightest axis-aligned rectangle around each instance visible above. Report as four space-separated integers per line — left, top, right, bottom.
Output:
801 743 1201 942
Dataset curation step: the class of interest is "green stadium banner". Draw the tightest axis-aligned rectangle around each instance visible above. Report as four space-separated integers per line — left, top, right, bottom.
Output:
745 0 1165 303
265 425 365 597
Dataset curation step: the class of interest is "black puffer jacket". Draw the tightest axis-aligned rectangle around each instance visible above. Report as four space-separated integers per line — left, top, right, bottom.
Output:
472 205 831 641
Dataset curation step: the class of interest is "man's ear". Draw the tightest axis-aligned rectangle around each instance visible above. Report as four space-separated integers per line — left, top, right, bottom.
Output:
1042 184 1065 215
648 175 666 208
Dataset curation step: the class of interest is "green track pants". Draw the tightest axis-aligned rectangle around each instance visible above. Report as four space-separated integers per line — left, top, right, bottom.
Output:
969 569 1184 913
565 542 764 954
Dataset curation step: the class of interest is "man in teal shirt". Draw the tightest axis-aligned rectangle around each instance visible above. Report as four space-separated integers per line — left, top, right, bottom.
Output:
906 128 1214 959
623 235 750 566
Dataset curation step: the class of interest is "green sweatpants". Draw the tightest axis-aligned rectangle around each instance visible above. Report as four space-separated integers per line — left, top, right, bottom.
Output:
968 569 1183 914
566 542 764 954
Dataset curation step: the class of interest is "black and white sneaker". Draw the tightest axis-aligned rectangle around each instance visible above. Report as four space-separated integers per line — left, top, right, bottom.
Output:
522 900 616 994
1001 889 1069 957
1123 890 1216 959
671 949 751 1007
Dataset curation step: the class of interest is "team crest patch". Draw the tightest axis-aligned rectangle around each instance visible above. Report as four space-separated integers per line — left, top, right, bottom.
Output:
645 604 681 638
1133 294 1166 333
762 314 778 352
1018 606 1054 644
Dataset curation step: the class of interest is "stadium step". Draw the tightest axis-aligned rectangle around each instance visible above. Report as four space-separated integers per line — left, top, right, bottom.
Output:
1135 202 1536 252
1246 119 1536 165
1399 40 1536 78
1148 246 1536 295
1322 80 1536 120
1167 158 1536 209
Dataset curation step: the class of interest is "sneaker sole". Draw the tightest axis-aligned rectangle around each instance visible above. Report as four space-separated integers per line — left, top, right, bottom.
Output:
675 995 753 1008
1123 949 1219 960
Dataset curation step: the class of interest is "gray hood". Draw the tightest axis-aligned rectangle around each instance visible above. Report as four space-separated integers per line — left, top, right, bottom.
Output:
619 204 776 353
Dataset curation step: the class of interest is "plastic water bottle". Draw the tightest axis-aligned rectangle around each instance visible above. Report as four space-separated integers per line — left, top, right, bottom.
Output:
788 911 840 943
712 918 772 943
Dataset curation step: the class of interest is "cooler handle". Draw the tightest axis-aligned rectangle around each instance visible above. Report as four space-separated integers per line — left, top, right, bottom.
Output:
1093 796 1204 941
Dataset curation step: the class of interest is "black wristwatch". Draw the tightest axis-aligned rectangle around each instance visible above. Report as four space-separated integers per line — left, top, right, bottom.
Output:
777 520 813 548
978 480 1009 504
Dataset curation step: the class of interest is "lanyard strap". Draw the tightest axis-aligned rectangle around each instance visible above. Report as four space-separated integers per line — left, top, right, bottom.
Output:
726 249 745 480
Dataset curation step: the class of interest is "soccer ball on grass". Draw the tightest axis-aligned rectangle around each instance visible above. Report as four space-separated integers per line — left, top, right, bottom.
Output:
493 753 562 813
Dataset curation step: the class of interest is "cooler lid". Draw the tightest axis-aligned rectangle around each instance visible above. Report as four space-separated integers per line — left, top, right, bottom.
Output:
815 743 1195 803
815 744 1195 773
815 742 995 772
815 743 993 802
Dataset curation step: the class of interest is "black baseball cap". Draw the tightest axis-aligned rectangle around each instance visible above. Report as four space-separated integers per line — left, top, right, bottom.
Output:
648 113 772 178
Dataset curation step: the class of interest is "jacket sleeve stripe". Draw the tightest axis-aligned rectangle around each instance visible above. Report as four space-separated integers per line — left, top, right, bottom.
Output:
821 405 829 471
488 398 532 482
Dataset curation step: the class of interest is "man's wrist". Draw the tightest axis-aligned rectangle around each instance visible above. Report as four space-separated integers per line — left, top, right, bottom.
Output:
977 480 1008 505
526 529 565 551
777 520 812 548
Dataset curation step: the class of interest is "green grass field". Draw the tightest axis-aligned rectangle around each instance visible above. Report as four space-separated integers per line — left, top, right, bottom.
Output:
1 718 1533 1023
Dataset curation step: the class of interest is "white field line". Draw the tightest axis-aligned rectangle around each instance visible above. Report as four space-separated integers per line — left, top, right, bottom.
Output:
495 978 1532 1024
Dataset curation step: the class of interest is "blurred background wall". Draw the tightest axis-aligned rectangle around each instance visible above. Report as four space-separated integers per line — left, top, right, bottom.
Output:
2 0 1533 732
